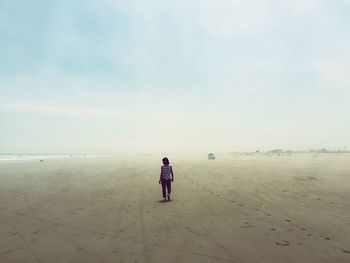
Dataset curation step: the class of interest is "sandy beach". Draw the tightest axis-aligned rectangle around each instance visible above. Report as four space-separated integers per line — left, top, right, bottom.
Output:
0 154 349 263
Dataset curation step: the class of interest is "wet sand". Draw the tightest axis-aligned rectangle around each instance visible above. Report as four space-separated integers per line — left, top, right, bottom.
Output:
0 154 349 262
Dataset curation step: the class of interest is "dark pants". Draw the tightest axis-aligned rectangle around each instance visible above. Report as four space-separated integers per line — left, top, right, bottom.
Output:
161 179 171 198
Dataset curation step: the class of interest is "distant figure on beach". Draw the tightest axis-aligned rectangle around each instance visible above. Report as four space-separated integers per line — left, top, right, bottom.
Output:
159 157 174 201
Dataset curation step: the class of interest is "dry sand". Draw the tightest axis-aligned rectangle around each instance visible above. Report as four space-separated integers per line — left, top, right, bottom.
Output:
0 154 349 263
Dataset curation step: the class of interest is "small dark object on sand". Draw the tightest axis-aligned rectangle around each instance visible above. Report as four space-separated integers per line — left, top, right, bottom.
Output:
40 160 44 162
275 240 290 246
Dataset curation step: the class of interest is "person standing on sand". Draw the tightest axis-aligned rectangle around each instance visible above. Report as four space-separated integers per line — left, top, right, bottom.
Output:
159 157 174 201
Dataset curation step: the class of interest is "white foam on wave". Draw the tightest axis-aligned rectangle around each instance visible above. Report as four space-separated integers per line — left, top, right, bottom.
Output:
0 154 112 163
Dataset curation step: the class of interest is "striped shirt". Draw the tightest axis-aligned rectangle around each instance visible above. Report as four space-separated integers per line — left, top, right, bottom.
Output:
161 165 172 180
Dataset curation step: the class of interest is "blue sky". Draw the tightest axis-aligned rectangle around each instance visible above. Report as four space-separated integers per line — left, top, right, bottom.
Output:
1 0 350 154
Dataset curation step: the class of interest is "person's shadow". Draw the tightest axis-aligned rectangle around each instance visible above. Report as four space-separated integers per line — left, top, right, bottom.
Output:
158 199 172 203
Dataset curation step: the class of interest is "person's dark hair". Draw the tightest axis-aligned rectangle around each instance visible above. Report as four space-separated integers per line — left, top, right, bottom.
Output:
162 157 169 165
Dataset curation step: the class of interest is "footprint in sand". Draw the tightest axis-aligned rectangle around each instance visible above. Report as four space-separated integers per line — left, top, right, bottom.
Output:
266 213 271 216
270 228 276 231
324 237 331 240
275 240 290 246
342 249 350 254
285 219 291 222
241 224 255 229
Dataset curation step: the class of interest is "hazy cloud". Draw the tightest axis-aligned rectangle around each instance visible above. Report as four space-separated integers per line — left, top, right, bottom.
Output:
1 103 123 118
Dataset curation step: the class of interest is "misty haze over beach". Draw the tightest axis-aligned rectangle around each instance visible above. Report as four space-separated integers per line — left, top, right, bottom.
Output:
1 0 350 262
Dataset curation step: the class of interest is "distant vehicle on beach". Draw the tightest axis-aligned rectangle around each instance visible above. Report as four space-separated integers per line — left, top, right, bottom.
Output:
208 153 215 160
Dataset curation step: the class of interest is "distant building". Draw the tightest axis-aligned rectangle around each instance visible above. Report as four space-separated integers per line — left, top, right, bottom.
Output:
268 149 283 156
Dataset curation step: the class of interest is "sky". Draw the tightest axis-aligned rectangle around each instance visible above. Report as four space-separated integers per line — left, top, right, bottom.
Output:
1 0 350 154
